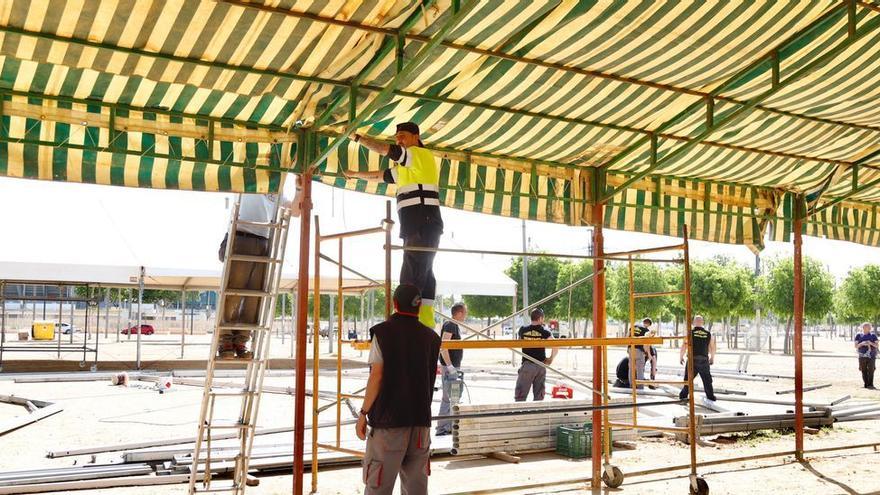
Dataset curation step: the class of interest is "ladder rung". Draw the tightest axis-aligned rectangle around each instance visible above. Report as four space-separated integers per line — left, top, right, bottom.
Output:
210 389 257 397
217 323 272 331
195 482 242 493
227 254 282 263
206 420 254 430
235 220 283 229
224 289 271 297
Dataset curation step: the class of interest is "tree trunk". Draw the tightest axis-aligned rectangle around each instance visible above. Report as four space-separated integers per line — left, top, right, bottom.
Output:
783 315 793 355
734 316 740 349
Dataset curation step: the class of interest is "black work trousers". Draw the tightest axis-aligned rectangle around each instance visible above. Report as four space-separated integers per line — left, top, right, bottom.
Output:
401 230 440 302
679 356 716 401
859 357 876 388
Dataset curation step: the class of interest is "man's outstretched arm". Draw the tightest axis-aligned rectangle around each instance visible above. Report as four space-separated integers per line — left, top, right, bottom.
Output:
344 133 391 180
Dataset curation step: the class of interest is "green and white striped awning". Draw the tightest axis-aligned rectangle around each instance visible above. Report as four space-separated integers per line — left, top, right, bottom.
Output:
2 1 880 250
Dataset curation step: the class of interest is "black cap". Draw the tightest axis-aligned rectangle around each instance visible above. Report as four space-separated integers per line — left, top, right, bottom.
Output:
393 284 422 315
530 308 544 321
396 122 420 135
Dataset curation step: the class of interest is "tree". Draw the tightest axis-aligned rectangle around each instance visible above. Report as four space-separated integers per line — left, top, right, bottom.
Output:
505 256 563 318
462 295 512 324
833 286 861 336
554 260 594 337
839 265 880 325
759 256 834 355
606 262 669 324
689 257 754 325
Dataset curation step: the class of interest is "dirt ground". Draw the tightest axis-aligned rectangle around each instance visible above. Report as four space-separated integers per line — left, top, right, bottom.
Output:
0 333 878 494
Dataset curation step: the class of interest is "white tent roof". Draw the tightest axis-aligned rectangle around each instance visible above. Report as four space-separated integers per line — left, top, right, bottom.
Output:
0 178 515 296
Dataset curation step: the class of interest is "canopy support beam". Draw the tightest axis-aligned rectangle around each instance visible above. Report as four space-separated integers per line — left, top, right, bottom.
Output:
590 203 606 487
810 148 880 215
793 195 806 460
293 131 313 495
223 0 880 135
600 5 880 202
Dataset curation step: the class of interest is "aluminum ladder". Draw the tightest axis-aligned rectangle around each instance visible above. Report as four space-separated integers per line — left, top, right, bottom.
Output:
188 194 292 494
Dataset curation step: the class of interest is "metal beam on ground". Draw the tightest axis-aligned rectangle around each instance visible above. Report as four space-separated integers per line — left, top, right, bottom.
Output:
307 0 480 171
601 5 880 201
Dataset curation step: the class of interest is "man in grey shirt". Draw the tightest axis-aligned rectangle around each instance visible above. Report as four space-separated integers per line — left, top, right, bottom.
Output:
217 177 301 359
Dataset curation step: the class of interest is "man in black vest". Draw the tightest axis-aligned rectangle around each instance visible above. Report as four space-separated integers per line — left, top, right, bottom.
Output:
678 315 717 403
356 284 442 495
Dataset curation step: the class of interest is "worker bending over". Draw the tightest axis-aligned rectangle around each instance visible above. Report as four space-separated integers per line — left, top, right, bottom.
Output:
678 315 717 404
515 308 557 401
346 122 443 329
357 284 441 495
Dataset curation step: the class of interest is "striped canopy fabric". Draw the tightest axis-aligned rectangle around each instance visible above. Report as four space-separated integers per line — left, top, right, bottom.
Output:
2 1 880 250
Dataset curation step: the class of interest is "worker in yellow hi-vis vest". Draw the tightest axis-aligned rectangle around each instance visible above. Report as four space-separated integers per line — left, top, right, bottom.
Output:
344 122 443 329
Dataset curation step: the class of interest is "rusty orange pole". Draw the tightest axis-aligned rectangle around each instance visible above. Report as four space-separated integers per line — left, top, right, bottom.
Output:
293 167 313 495
590 203 605 487
793 210 805 459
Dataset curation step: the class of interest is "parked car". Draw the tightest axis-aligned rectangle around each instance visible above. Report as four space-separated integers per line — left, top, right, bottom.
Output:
121 324 155 335
56 323 78 334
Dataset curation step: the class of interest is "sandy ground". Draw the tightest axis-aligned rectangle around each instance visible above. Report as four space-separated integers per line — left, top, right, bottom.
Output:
0 333 878 494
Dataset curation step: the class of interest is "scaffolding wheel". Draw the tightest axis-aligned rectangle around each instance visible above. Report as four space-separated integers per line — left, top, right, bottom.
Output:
602 464 624 488
79 361 86 368
90 364 98 372
689 475 709 495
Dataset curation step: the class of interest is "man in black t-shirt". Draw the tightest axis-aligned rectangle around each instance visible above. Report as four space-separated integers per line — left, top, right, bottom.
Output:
678 315 717 402
515 308 557 401
356 284 441 495
436 302 467 436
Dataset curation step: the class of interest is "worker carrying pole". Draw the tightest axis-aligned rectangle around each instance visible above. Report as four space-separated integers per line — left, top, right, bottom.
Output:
345 122 443 329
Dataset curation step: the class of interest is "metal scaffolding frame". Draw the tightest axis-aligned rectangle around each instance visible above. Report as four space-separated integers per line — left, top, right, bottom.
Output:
302 203 707 493
0 280 99 370
309 201 393 494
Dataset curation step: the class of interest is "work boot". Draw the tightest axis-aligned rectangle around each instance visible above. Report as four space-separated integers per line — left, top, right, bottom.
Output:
235 346 253 360
218 343 235 360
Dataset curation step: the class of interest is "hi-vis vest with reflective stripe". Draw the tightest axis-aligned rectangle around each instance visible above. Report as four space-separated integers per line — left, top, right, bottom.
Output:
395 147 440 210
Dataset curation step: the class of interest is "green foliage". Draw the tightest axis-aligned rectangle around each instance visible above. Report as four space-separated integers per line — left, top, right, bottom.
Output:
833 288 861 326
506 256 563 317
759 256 834 322
462 295 511 320
688 257 754 324
839 265 880 323
553 260 593 320
606 262 669 323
